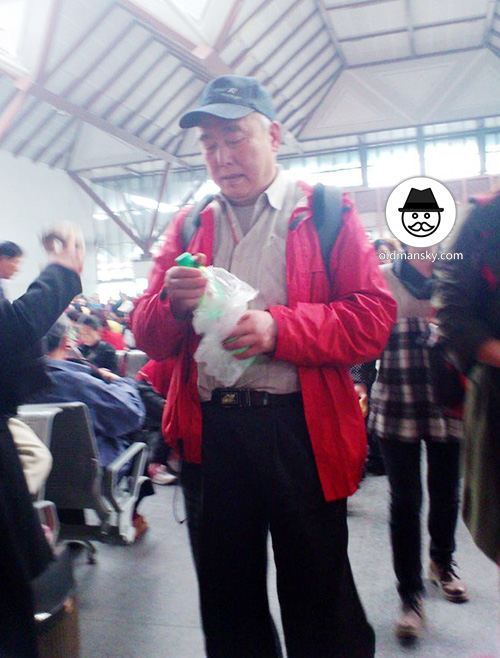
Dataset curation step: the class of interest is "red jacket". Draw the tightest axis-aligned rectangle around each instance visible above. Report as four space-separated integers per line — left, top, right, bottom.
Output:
132 185 397 501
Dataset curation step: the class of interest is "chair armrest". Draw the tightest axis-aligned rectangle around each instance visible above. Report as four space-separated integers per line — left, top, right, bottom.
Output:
102 442 148 514
34 500 60 547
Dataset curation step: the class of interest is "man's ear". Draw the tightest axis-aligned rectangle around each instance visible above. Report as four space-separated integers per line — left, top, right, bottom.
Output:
270 121 281 151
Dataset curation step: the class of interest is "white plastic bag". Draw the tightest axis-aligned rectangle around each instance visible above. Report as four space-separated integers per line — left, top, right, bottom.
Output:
192 267 258 386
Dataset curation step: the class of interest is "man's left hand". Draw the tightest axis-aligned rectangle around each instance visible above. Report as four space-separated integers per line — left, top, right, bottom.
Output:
223 310 277 359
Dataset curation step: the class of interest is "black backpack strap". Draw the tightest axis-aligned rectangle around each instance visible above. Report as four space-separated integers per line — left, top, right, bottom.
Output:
180 194 215 249
311 183 344 274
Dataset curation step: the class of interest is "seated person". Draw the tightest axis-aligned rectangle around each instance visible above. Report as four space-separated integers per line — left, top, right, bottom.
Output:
30 317 151 538
88 309 126 351
8 417 53 497
31 317 145 467
77 313 119 373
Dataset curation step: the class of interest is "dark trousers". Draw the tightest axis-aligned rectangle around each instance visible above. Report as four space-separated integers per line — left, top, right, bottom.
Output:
197 400 375 658
0 422 48 658
379 439 461 602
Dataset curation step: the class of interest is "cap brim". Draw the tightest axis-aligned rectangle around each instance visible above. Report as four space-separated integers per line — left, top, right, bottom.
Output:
398 207 444 212
179 103 254 128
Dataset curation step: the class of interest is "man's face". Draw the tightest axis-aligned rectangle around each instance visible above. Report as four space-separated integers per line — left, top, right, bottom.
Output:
0 255 22 280
198 113 281 206
401 210 441 238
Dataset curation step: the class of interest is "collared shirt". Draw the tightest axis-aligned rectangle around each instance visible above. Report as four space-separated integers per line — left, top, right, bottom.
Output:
197 169 305 401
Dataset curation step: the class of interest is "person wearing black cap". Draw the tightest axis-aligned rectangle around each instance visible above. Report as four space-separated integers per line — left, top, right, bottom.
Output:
132 75 397 658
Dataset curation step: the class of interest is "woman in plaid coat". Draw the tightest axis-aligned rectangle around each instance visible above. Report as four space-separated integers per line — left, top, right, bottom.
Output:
369 244 468 640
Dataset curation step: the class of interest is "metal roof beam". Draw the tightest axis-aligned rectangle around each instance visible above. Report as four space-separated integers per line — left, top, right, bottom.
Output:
338 16 487 44
214 0 246 52
230 0 306 69
102 50 169 121
483 1 499 43
42 2 117 83
11 20 137 158
119 62 184 129
274 49 339 113
134 71 193 138
146 161 170 251
68 171 148 252
314 0 347 66
405 0 416 57
35 0 64 82
0 0 62 146
51 119 83 169
247 10 318 79
280 57 340 124
73 157 156 176
225 0 269 43
349 45 483 69
81 37 155 112
14 80 191 167
31 23 158 168
32 116 75 164
0 82 32 143
147 77 197 143
325 0 400 9
262 24 325 85
118 0 231 77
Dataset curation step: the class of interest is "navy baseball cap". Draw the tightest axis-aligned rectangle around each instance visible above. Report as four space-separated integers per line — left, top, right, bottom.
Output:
179 75 277 128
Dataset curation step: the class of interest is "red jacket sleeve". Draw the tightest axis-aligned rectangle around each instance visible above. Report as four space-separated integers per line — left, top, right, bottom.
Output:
131 209 191 361
270 198 397 367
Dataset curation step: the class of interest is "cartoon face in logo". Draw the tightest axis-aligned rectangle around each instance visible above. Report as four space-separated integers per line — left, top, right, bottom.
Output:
399 187 443 239
401 210 441 238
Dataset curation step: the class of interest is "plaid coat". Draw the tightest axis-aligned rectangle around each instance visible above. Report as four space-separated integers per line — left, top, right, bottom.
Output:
368 265 461 443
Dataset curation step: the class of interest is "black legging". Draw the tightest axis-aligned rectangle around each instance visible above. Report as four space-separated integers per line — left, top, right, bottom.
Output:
379 439 461 602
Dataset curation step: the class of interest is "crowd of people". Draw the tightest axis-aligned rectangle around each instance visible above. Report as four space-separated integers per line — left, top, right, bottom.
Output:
0 74 499 658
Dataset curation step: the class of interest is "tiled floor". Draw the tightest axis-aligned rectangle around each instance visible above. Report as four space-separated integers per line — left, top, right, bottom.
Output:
76 473 499 658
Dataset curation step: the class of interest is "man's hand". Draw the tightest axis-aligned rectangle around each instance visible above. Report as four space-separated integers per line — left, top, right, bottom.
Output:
98 368 121 382
223 310 277 359
46 223 85 274
354 383 369 418
164 253 207 318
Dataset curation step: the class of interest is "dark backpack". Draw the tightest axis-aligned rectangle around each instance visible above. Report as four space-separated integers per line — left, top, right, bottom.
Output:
180 183 345 279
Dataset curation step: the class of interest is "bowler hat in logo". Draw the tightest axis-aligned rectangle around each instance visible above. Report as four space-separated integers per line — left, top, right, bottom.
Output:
179 75 277 128
398 187 443 212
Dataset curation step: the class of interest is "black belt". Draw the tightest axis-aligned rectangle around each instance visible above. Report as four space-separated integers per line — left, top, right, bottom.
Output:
205 389 302 408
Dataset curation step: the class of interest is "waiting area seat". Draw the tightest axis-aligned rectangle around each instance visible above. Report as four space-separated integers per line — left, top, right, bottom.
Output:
17 402 149 548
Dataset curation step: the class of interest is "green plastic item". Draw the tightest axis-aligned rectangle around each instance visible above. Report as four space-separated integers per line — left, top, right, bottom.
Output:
175 252 200 268
224 336 249 355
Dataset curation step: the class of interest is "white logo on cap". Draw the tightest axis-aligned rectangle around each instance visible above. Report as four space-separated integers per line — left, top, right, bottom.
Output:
226 88 239 95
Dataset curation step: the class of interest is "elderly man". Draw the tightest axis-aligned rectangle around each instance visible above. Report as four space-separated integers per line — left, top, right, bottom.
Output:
132 75 397 658
0 241 23 300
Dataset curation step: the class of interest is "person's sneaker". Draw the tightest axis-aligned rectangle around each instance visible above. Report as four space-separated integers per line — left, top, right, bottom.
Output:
148 463 178 486
394 597 424 640
429 559 469 602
